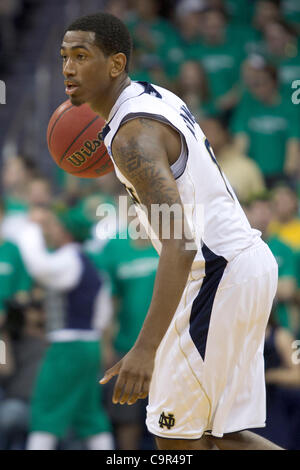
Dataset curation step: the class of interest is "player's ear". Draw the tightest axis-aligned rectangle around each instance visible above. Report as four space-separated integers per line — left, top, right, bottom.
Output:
110 52 127 78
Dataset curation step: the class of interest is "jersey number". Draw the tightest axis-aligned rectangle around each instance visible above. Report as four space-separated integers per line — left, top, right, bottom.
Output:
180 105 196 139
204 138 234 200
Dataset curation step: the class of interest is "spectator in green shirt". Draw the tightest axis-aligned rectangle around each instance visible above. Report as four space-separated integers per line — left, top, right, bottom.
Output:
225 0 256 26
224 0 281 58
263 19 300 98
188 7 244 115
246 194 298 333
231 62 300 187
244 0 281 54
159 0 205 80
281 0 300 33
0 201 32 326
175 60 217 121
125 0 178 85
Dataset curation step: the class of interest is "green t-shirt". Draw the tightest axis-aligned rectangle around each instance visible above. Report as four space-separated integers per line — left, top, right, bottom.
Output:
231 92 300 175
159 33 203 79
267 235 297 329
266 43 300 98
126 14 179 71
0 240 32 316
225 0 255 25
281 0 300 28
227 23 264 57
88 234 159 354
188 32 244 99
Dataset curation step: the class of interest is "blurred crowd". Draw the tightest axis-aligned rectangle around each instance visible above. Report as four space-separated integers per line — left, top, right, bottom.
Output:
0 0 300 450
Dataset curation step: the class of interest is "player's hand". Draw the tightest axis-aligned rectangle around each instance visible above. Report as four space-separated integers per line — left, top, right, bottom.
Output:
99 345 156 405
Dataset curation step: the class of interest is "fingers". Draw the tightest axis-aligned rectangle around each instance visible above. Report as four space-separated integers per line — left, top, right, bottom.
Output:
127 378 144 405
100 358 152 405
99 361 122 385
112 372 129 404
114 374 151 405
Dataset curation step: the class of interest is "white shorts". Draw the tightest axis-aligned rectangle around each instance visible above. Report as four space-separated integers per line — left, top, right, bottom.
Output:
146 240 278 439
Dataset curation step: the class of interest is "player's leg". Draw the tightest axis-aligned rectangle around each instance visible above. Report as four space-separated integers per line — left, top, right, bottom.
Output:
155 435 217 450
156 430 283 450
27 342 88 449
146 242 278 446
210 430 283 450
73 341 114 450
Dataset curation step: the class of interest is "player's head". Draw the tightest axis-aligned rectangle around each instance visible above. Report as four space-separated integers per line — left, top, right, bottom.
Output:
61 12 132 106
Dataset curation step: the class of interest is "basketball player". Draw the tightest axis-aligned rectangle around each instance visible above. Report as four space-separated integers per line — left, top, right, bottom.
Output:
60 13 281 450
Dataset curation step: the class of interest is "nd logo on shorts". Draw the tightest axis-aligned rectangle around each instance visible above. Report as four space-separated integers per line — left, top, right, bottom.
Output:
159 411 175 430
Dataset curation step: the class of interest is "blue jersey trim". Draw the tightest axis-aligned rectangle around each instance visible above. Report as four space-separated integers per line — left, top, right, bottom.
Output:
189 244 227 361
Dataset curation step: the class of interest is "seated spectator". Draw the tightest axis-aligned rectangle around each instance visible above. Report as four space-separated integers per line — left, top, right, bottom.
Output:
246 193 298 332
0 294 47 450
263 19 300 98
243 0 281 55
188 7 244 115
160 0 205 80
201 117 266 203
224 0 256 26
231 62 300 187
175 61 217 120
269 184 300 251
126 0 178 84
217 0 278 59
253 314 300 449
269 184 300 313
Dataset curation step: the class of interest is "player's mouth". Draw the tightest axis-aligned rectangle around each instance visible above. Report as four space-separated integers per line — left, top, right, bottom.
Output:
65 81 80 95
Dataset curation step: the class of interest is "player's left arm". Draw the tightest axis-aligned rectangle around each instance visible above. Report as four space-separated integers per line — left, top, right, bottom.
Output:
100 118 197 405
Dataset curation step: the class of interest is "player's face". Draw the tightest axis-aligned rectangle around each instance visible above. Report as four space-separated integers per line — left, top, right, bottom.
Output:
61 31 111 106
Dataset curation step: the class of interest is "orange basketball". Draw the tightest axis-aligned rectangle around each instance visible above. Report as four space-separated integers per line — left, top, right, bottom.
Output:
47 100 114 178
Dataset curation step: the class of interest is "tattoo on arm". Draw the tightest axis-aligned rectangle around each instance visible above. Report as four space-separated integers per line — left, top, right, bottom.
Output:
112 118 195 246
112 135 181 209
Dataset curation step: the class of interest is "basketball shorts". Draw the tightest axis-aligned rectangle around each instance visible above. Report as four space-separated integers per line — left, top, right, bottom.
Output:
146 240 278 439
30 341 111 439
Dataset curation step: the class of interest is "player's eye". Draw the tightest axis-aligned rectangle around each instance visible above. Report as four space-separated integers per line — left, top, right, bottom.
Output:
77 54 86 60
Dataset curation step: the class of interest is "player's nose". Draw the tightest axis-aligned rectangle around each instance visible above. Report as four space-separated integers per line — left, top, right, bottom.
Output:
63 58 76 77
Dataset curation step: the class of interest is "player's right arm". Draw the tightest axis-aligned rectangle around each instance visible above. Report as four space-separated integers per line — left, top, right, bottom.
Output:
100 118 197 405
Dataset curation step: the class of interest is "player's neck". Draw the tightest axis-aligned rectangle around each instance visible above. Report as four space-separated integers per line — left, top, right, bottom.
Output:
91 75 131 121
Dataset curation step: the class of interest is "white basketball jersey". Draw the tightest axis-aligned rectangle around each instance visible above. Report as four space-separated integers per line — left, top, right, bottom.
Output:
102 81 261 275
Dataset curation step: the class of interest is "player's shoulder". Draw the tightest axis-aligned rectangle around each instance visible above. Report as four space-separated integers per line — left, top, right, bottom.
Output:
122 80 184 112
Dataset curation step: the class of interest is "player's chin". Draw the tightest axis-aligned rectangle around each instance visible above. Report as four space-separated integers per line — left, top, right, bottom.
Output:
69 96 85 107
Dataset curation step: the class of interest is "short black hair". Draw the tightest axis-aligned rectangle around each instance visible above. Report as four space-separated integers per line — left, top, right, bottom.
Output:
65 12 132 73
